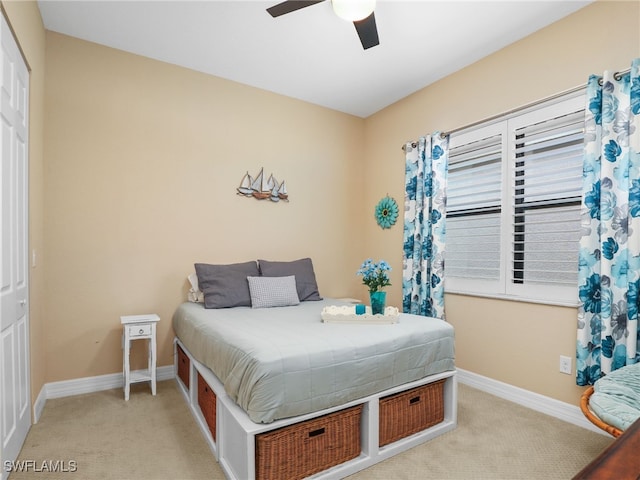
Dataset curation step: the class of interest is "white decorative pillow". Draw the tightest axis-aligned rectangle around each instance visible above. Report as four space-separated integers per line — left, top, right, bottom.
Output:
187 273 204 303
247 275 300 309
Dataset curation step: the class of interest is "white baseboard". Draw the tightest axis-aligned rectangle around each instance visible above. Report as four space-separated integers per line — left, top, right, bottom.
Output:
33 365 175 423
32 383 47 424
32 366 605 437
456 368 607 436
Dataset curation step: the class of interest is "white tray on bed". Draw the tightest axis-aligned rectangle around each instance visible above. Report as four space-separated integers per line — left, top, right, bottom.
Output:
321 305 400 324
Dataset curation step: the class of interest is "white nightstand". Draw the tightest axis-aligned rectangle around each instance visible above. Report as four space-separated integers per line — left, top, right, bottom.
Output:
121 313 160 401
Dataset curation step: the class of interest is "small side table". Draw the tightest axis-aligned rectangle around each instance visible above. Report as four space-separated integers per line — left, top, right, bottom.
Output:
121 313 160 401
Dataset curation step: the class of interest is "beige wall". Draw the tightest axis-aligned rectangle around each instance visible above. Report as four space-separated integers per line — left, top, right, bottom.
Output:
364 0 640 405
43 32 366 381
1 1 46 405
4 0 640 410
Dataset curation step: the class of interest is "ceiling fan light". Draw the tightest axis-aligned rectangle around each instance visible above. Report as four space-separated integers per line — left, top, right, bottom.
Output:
331 0 376 22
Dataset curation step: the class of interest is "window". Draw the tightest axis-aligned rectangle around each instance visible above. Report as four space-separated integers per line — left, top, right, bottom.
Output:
445 94 584 305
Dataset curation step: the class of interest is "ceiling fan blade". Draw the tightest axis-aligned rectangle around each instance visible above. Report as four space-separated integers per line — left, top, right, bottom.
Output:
353 12 379 50
267 0 325 18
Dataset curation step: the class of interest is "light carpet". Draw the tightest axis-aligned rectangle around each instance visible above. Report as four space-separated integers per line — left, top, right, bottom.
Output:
9 380 612 479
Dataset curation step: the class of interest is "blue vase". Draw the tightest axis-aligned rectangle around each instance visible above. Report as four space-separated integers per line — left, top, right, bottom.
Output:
369 291 386 315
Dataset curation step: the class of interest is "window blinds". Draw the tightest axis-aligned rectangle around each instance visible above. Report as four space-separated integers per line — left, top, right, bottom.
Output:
510 110 584 287
445 94 585 303
447 131 503 281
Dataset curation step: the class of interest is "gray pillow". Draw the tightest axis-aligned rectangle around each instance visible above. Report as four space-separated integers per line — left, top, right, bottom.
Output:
247 276 300 308
194 261 259 309
258 258 322 301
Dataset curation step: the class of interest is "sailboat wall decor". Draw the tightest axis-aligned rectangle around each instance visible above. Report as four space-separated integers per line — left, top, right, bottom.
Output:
237 168 289 202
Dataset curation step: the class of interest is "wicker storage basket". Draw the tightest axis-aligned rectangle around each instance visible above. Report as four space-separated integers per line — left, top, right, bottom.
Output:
255 404 363 480
197 372 216 441
177 344 190 389
379 379 445 447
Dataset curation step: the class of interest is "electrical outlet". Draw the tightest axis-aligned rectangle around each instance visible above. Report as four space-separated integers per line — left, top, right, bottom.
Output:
559 355 572 375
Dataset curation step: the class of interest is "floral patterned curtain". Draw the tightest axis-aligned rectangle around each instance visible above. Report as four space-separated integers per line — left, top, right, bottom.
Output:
402 134 448 319
577 58 640 386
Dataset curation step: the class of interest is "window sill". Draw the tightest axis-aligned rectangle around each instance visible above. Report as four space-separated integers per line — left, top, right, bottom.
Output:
444 289 579 308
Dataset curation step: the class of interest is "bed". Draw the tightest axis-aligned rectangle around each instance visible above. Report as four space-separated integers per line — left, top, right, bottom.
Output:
173 259 457 479
173 298 455 424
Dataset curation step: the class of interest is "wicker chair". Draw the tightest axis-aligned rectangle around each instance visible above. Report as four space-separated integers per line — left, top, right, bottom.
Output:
580 385 623 438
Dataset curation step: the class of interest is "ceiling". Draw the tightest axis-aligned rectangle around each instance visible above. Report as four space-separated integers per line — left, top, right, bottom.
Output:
37 0 593 118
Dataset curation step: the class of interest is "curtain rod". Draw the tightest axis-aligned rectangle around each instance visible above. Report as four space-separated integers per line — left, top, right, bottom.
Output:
401 67 632 151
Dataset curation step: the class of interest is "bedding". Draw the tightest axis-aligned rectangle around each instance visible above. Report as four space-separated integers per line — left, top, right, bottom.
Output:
194 261 260 309
590 363 640 432
172 299 455 423
187 273 204 303
247 275 300 308
258 258 322 301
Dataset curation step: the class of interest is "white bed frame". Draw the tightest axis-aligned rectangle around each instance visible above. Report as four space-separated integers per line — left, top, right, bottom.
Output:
174 337 458 480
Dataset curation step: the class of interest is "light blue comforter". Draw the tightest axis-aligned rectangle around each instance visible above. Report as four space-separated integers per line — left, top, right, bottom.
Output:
172 299 455 423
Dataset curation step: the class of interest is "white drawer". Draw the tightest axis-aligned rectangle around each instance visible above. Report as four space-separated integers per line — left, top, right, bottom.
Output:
127 324 152 337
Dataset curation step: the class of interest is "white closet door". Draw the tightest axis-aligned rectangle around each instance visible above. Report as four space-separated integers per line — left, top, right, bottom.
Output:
0 11 30 479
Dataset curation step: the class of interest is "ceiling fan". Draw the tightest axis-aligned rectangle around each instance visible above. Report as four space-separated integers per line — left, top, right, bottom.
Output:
267 0 380 50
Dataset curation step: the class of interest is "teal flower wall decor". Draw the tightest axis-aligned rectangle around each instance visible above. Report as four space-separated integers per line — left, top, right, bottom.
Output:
375 196 399 229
